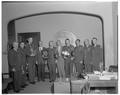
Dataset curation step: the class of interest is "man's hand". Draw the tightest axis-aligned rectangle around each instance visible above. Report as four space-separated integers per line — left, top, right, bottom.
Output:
22 70 25 74
31 53 35 56
80 61 83 64
12 68 16 72
55 60 58 63
36 61 38 65
71 57 74 60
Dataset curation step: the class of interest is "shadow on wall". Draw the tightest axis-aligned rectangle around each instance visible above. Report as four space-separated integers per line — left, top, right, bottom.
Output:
55 30 77 46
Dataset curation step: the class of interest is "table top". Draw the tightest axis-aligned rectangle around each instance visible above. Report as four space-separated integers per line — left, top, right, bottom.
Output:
86 72 118 87
88 79 117 87
71 72 118 88
54 72 118 88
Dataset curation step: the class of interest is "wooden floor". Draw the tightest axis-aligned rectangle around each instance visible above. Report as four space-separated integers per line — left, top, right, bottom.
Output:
7 79 117 94
8 79 52 94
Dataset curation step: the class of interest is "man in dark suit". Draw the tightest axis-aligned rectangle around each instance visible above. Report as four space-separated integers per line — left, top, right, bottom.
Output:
8 42 22 92
73 39 84 75
91 37 103 71
83 39 93 73
62 39 74 78
36 41 46 81
47 41 56 82
19 42 28 88
25 37 36 84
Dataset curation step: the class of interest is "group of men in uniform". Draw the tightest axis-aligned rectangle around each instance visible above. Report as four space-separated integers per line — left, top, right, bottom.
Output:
8 37 103 92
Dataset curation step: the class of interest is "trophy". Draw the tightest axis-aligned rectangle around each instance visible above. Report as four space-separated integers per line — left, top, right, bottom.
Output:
42 50 48 60
99 62 103 76
30 48 36 56
62 50 70 59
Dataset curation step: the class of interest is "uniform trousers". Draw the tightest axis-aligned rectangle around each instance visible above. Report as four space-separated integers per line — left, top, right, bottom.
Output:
37 63 45 81
64 57 73 78
57 56 65 78
75 61 84 74
84 63 93 73
13 70 21 92
21 65 27 86
48 62 56 81
27 56 35 83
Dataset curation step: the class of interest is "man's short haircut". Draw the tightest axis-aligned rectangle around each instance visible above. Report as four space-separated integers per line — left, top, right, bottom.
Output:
92 37 97 40
12 41 18 47
49 41 54 45
20 42 24 44
56 40 61 44
84 39 88 43
65 38 70 42
13 41 18 45
76 39 80 42
38 41 42 46
28 37 33 41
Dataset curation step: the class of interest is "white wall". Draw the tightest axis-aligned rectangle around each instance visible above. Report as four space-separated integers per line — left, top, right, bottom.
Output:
15 14 102 47
2 2 118 73
112 2 118 67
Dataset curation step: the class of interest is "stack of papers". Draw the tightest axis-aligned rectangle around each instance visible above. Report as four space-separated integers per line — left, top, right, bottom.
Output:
99 74 117 80
87 72 118 80
99 76 112 80
87 74 99 80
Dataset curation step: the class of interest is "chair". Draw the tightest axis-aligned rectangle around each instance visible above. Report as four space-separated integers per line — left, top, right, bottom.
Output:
2 73 13 93
109 65 118 72
71 79 90 93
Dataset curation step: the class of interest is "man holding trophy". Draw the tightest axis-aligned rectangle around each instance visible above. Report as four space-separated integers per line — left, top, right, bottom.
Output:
62 39 74 80
25 37 36 84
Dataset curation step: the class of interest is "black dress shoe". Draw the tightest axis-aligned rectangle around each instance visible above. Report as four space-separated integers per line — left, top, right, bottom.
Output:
30 82 36 84
21 85 25 88
24 84 28 86
20 88 24 90
15 90 20 93
21 83 28 88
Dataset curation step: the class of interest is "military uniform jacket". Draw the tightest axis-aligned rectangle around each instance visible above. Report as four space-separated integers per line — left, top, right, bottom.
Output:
55 46 63 58
73 45 84 63
62 45 74 58
83 45 92 64
36 47 46 64
25 43 36 57
91 45 103 65
19 48 26 66
8 49 21 71
47 47 56 64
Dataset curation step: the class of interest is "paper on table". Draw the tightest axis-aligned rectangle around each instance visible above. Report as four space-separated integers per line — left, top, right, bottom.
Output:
99 74 117 80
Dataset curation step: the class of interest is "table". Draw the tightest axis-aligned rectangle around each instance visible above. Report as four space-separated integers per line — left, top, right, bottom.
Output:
87 73 118 93
53 78 91 94
71 79 90 93
52 78 71 93
52 72 118 94
87 73 118 87
88 79 117 87
2 78 13 93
